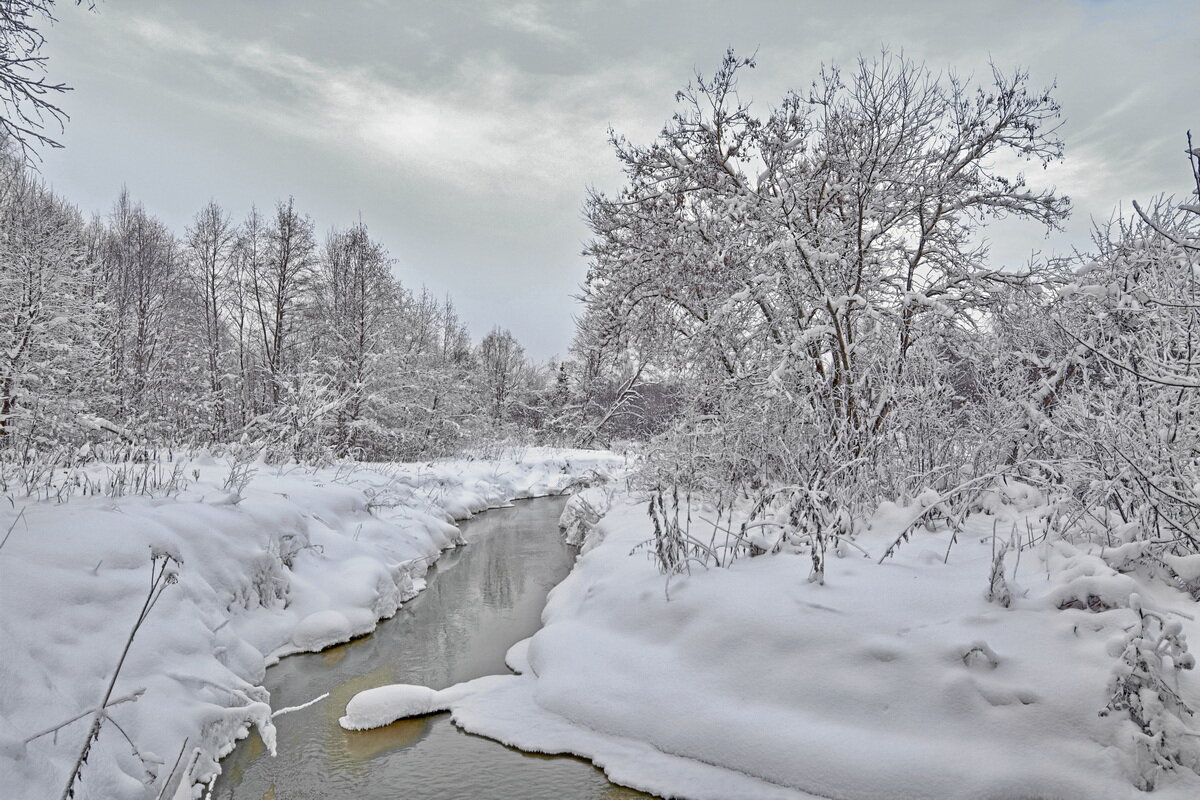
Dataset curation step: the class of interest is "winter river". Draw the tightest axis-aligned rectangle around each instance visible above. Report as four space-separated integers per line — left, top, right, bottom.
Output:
212 495 650 799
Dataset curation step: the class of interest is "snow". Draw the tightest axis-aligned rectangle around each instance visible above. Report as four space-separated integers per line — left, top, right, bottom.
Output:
505 638 532 674
346 486 1200 799
557 485 614 546
0 447 621 800
291 610 356 651
339 684 442 730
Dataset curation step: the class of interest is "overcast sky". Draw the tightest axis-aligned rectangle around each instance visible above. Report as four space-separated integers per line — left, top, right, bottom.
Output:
34 0 1199 360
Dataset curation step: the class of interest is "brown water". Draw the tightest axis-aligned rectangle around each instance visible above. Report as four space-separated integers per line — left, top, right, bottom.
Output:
211 497 652 800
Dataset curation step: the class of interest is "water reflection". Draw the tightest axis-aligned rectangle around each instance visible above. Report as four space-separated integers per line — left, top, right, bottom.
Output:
213 497 652 800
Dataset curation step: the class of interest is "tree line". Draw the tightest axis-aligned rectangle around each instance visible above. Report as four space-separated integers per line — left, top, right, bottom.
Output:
0 137 601 462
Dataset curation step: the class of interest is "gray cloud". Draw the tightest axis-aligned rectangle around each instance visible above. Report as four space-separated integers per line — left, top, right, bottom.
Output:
35 0 1199 359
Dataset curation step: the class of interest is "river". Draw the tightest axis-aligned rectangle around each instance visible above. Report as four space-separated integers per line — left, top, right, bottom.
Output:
211 495 651 799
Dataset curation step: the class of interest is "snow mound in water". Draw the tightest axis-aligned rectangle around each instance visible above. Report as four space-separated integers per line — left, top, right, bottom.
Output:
339 684 443 730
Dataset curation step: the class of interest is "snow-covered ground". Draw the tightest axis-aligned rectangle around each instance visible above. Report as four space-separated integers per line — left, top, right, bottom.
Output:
0 448 622 800
349 484 1200 800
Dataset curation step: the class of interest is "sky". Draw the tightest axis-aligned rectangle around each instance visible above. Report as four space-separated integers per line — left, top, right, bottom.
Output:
30 0 1200 360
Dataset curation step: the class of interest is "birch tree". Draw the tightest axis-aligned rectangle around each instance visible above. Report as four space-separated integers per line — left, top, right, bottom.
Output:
313 221 395 456
476 327 528 423
97 189 186 427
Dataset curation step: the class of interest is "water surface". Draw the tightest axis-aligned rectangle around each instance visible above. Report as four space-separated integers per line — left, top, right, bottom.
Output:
213 496 651 800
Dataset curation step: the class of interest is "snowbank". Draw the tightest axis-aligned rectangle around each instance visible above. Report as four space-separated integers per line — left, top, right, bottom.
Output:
349 489 1200 799
0 448 621 800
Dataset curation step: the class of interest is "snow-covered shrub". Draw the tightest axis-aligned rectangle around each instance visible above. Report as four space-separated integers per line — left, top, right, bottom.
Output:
226 551 290 612
219 443 259 497
1102 595 1200 789
737 484 858 582
1007 142 1200 562
987 540 1013 608
187 696 276 792
0 447 199 503
558 485 613 547
645 488 691 574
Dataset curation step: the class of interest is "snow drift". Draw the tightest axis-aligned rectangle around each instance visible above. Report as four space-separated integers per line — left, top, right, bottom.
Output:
349 488 1200 799
0 448 621 800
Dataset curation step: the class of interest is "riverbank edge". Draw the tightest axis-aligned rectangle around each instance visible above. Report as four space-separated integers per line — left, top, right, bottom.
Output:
436 487 1200 800
439 488 824 800
0 448 623 800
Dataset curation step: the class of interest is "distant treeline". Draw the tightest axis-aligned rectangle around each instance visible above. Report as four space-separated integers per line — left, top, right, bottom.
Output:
0 136 668 462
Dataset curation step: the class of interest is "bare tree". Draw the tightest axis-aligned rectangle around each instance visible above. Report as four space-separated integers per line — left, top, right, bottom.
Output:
185 201 235 436
477 327 528 423
250 197 316 408
99 189 182 420
0 0 91 158
230 206 267 419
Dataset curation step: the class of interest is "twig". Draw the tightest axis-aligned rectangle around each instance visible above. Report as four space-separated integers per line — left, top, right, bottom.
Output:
24 690 145 744
0 506 27 553
153 738 190 800
1132 199 1199 253
271 692 329 718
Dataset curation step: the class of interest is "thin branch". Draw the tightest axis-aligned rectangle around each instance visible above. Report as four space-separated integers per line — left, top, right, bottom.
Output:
0 506 27 552
271 692 329 718
23 689 144 744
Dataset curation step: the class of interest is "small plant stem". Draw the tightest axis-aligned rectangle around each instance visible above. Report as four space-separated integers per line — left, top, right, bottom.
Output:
24 690 144 744
0 506 26 553
60 554 177 800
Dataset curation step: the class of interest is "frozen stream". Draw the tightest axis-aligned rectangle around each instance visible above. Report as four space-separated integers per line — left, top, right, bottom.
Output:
211 496 649 800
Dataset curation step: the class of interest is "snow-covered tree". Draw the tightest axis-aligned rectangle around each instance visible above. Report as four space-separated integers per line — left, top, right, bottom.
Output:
250 198 317 410
95 189 206 437
0 138 96 445
0 156 551 461
184 201 236 438
476 326 529 424
312 221 398 456
582 49 1069 501
1029 140 1200 549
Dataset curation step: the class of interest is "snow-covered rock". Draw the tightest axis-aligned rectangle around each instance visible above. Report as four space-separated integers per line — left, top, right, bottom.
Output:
339 684 442 730
291 610 355 650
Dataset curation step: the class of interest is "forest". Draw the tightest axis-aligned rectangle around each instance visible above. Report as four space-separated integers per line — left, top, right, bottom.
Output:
0 145 583 467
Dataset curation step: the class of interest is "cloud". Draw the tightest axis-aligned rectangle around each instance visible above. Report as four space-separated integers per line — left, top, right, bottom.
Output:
120 14 661 198
127 17 218 58
485 2 575 45
41 0 1199 361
